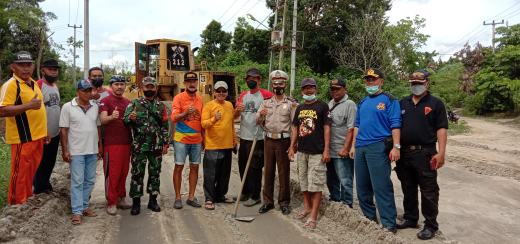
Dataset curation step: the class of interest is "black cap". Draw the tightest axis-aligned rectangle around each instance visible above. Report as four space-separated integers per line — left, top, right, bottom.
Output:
330 78 346 88
184 71 198 81
109 75 126 85
408 69 430 83
12 51 34 63
364 68 385 79
301 78 317 88
245 68 261 78
41 59 60 68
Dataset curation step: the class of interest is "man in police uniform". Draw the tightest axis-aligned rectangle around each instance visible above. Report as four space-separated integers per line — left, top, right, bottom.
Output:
256 70 296 215
123 77 169 215
396 69 448 240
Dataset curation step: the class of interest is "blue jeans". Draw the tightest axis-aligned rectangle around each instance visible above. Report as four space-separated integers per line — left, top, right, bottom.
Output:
70 154 98 215
326 157 354 206
355 141 397 229
174 141 202 165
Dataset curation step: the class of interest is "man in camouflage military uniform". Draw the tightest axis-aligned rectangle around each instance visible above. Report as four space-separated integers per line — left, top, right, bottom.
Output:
123 77 169 215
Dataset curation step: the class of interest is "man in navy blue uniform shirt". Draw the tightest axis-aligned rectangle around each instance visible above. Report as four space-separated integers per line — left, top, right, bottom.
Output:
349 68 401 233
395 69 448 240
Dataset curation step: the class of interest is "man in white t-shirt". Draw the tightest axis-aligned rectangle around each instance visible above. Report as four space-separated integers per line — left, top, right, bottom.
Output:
59 79 101 225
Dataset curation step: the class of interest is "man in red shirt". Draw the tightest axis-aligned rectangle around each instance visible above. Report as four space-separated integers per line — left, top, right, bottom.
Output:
99 75 132 215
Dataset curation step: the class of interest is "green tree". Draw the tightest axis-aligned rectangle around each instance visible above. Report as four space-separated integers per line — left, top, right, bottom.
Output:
232 17 270 63
198 20 232 63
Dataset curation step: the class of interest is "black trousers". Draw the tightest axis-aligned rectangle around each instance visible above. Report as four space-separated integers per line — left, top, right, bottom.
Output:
203 149 232 202
33 135 60 194
395 148 440 230
238 139 264 200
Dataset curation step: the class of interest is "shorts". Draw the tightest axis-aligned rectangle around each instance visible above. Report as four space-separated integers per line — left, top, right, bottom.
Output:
296 152 327 192
174 141 202 165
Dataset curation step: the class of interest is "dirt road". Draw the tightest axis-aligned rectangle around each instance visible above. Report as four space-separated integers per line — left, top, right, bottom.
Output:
1 116 519 243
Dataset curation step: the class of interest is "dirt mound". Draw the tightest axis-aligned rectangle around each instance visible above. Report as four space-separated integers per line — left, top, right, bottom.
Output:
448 155 520 182
0 164 71 243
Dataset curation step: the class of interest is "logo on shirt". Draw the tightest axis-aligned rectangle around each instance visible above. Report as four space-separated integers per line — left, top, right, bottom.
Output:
424 106 432 115
377 103 386 111
401 109 406 115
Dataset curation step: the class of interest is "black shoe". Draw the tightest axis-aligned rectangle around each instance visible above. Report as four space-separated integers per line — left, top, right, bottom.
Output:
258 203 275 214
417 227 436 240
147 195 161 212
384 227 397 234
396 219 418 229
131 197 141 215
280 206 291 215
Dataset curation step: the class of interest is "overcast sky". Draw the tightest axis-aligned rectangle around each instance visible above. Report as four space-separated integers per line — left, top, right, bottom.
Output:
41 0 520 70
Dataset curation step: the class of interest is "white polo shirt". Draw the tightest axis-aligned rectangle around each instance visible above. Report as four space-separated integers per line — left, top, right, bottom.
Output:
59 98 101 156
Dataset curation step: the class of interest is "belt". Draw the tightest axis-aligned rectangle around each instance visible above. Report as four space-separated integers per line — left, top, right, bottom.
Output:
404 144 435 151
265 132 290 139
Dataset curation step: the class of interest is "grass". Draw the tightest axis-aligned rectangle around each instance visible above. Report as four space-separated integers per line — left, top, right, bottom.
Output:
449 120 470 135
0 140 10 208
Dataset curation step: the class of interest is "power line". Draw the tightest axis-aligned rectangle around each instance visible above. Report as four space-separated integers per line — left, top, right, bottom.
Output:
75 0 80 25
68 0 71 25
217 0 242 22
221 0 251 29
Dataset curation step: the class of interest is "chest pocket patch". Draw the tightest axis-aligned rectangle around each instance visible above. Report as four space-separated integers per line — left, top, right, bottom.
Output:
424 106 432 115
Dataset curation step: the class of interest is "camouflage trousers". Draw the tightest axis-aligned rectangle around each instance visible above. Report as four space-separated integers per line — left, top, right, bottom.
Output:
129 151 162 198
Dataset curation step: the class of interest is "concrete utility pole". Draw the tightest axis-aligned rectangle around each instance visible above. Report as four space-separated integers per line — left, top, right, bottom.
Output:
68 24 82 83
289 0 297 97
84 0 90 79
279 0 288 70
483 19 504 54
267 0 280 90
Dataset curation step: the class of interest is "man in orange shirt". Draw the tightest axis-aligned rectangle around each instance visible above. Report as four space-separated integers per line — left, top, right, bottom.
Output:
171 72 203 209
0 51 48 205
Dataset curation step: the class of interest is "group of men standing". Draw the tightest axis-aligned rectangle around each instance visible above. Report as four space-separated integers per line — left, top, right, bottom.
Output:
1 50 447 240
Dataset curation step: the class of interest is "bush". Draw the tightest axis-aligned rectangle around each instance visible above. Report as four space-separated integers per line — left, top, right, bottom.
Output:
430 62 467 108
464 69 516 115
0 141 10 208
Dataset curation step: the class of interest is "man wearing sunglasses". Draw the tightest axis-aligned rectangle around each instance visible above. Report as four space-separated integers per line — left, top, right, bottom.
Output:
395 70 448 240
256 70 297 215
326 78 357 208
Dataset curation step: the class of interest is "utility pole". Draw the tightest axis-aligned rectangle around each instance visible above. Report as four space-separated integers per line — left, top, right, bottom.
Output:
68 24 82 83
289 0 297 96
84 0 90 79
267 0 279 90
483 19 504 54
279 0 288 70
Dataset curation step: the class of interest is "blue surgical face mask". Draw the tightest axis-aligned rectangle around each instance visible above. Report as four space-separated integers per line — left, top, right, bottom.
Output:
365 85 380 95
302 94 316 101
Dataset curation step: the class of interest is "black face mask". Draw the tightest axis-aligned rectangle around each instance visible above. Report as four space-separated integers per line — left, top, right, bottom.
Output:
273 87 285 95
246 80 257 89
44 74 58 83
144 90 156 98
91 78 104 87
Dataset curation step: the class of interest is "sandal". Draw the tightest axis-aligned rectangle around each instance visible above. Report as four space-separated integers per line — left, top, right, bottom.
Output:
82 208 98 217
205 201 215 210
303 218 317 229
295 210 311 220
71 214 82 225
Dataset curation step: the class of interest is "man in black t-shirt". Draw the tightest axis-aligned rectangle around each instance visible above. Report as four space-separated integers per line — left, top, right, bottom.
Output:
396 70 448 240
288 78 331 229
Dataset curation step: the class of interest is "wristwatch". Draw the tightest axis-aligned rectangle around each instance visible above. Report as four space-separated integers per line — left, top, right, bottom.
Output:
394 144 401 149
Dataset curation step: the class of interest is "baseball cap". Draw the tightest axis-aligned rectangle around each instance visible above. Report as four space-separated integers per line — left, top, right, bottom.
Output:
109 75 126 85
142 76 157 86
300 78 317 88
330 78 346 88
184 72 198 81
41 59 60 68
364 68 385 79
214 81 228 90
12 51 34 63
408 69 430 83
269 70 288 82
245 68 261 78
76 79 93 91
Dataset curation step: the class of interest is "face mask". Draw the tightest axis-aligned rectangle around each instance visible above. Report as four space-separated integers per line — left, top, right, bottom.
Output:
302 94 316 101
144 90 156 98
186 87 197 94
246 80 257 89
365 85 379 95
91 78 104 87
44 74 58 83
273 87 285 95
411 84 427 96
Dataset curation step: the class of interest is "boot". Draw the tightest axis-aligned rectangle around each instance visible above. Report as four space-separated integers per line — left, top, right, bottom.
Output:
148 195 161 212
131 197 140 216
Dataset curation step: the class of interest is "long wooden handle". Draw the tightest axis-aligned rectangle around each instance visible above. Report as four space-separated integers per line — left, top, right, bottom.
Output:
233 128 259 217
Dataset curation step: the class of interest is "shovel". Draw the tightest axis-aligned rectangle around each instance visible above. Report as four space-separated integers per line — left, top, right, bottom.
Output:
232 127 260 222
